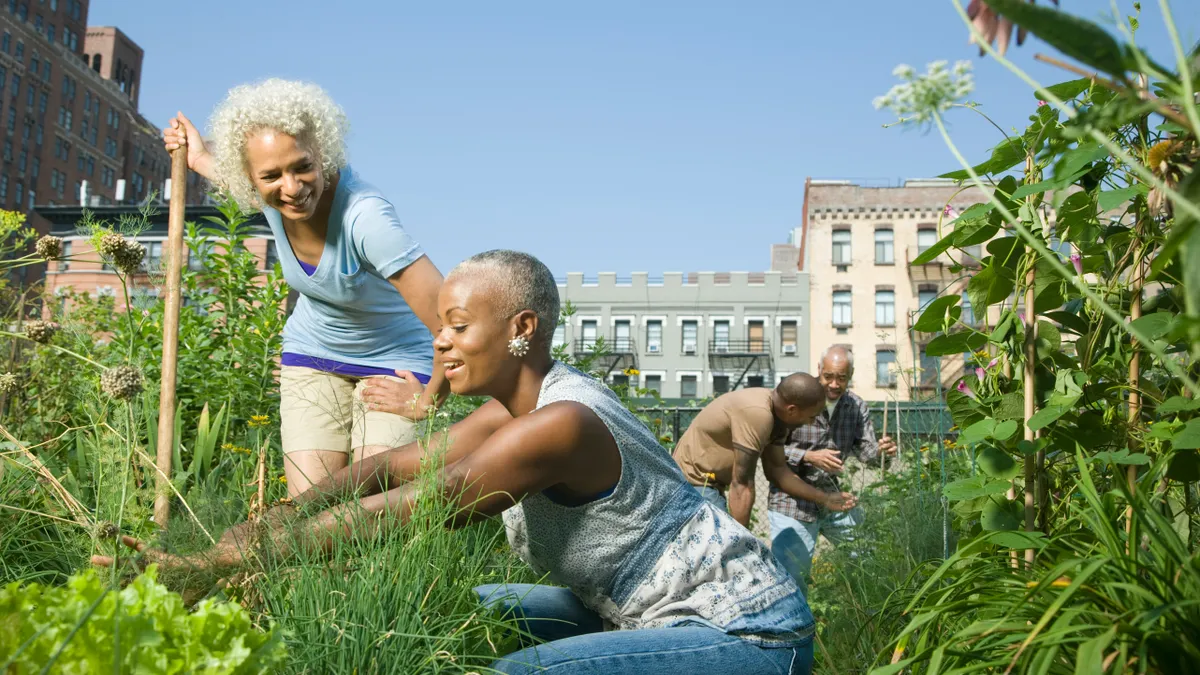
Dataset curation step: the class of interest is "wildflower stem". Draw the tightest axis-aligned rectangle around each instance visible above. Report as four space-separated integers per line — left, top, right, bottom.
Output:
0 331 107 369
931 112 1200 398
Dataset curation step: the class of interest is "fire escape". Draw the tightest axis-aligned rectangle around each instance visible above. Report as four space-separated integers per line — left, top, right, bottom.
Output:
708 338 774 391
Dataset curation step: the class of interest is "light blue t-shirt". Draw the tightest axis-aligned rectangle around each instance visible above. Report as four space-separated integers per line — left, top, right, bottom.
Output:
263 165 434 374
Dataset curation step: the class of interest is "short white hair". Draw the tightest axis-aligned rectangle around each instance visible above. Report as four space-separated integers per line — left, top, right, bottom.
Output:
819 346 854 373
208 78 349 211
448 250 560 351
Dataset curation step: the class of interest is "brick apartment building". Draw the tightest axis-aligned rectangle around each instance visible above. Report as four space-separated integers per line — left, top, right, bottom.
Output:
796 178 998 402
2 0 208 288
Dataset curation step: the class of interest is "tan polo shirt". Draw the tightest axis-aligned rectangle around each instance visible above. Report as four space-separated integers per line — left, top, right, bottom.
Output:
673 388 784 490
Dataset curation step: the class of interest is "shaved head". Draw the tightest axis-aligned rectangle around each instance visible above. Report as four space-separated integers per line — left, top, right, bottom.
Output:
447 250 560 351
776 372 825 408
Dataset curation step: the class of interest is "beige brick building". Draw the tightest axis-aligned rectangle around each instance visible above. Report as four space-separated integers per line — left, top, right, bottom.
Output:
797 178 994 402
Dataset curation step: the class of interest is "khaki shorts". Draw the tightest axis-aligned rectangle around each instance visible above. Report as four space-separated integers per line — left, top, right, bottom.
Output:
279 365 419 454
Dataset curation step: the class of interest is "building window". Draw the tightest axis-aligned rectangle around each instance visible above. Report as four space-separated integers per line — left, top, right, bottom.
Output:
748 320 765 352
552 323 567 348
961 292 976 326
14 181 22 208
580 319 598 350
713 375 730 394
713 320 730 352
141 241 163 272
832 290 852 327
875 228 894 264
46 24 53 43
14 40 22 60
918 287 938 311
1 32 9 53
613 319 632 352
681 320 698 354
92 52 101 73
876 349 897 387
264 240 279 270
780 320 798 355
38 92 46 114
58 239 70 271
917 228 938 254
6 106 14 132
747 375 764 388
680 374 698 398
643 374 662 394
832 230 851 265
0 174 6 205
29 157 37 179
875 290 895 326
964 243 983 260
646 319 662 353
919 348 940 387
29 54 37 76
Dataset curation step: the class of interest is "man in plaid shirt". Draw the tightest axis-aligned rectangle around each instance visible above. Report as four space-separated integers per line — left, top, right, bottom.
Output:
767 346 896 590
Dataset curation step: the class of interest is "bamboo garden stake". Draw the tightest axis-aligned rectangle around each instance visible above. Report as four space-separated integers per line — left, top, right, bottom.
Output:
153 143 189 528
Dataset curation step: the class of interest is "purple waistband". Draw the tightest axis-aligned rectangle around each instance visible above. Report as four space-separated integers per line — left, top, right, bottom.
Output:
281 352 431 382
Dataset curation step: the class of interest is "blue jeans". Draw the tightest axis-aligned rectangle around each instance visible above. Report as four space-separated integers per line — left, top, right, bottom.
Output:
768 508 863 594
476 583 813 674
695 485 728 512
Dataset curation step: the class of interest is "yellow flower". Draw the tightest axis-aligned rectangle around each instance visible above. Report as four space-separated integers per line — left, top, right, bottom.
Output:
659 435 673 444
222 443 235 451
623 367 640 377
278 475 287 484
248 414 270 428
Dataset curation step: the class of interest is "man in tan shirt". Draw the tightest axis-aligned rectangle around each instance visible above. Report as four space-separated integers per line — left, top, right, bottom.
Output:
673 373 856 527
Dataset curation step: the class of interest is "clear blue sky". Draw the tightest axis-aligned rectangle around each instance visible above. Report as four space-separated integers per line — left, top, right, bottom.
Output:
91 1 1197 276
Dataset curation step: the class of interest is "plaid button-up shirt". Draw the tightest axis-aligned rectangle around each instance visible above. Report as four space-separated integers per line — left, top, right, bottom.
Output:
768 390 879 523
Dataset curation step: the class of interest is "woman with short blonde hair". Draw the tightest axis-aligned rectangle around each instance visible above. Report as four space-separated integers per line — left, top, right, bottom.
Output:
164 79 446 496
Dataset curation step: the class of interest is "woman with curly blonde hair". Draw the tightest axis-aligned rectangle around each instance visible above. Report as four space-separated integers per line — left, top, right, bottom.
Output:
163 79 447 496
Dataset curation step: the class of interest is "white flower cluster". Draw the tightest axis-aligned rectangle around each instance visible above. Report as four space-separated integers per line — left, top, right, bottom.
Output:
873 60 975 126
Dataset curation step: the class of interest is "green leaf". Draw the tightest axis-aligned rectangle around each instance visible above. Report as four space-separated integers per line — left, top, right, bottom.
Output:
978 445 1021 480
1159 396 1200 415
1036 320 1062 358
981 497 1023 531
1167 450 1200 482
954 214 1000 248
909 232 955 265
1129 312 1175 341
1043 310 1089 335
1055 144 1109 186
987 530 1048 549
1097 185 1146 212
925 331 988 356
969 264 1016 311
961 419 997 445
986 237 1024 269
993 392 1025 421
1172 418 1200 450
940 137 1026 180
1028 405 1070 431
1075 626 1118 675
992 420 1019 440
1091 449 1151 465
913 295 961 332
982 0 1127 75
1044 78 1091 101
944 476 1012 501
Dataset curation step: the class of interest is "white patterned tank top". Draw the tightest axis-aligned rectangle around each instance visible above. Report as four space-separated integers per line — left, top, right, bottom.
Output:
502 362 814 645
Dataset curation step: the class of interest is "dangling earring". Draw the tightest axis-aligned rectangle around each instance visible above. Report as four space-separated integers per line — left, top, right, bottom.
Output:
508 336 530 357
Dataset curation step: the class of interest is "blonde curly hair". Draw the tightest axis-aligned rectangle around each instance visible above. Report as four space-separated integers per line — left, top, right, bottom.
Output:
208 78 349 211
